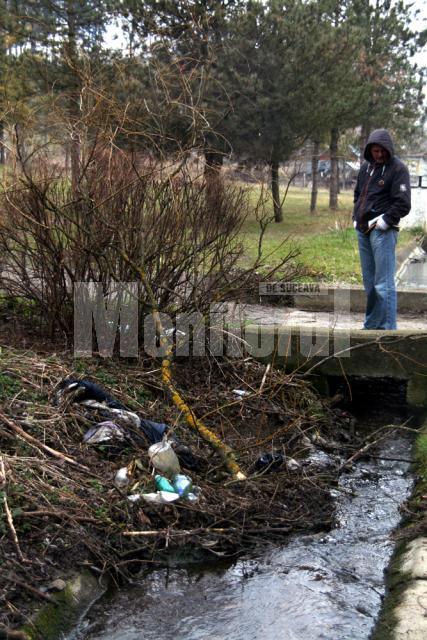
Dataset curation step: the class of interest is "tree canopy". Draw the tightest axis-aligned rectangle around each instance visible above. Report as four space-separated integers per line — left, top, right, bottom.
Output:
0 0 424 216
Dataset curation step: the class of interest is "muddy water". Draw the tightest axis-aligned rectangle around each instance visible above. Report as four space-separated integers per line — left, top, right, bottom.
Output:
77 435 413 640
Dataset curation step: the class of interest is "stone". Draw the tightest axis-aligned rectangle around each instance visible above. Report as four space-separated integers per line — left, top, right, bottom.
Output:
47 578 67 592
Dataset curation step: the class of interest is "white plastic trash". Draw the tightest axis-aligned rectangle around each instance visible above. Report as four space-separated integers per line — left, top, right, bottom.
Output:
141 491 180 504
232 389 250 397
127 493 142 503
148 441 180 477
286 458 301 472
114 466 129 489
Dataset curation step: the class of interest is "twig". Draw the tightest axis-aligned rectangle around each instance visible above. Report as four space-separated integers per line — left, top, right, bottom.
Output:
0 411 94 476
365 455 413 463
338 432 392 472
123 527 229 537
259 364 271 395
0 629 30 640
0 458 27 564
5 575 55 603
302 335 416 377
14 510 99 524
123 525 292 537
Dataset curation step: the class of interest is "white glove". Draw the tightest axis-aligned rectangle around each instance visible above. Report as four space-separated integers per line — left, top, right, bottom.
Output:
353 220 357 229
376 215 389 231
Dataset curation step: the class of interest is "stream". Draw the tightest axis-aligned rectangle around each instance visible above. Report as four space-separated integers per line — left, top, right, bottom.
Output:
76 426 414 640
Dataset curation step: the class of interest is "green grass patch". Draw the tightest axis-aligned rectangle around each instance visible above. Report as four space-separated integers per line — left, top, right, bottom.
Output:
414 431 427 482
240 185 417 283
91 369 119 388
0 372 22 400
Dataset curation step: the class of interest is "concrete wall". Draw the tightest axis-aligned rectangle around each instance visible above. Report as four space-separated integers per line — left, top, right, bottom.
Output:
242 325 427 406
292 286 427 314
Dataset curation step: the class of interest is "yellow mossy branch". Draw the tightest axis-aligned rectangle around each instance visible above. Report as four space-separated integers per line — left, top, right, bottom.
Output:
119 250 246 481
161 351 246 480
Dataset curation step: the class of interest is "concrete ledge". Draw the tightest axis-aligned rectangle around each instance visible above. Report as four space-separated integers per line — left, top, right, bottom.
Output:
394 579 427 640
291 285 427 313
391 538 427 640
242 325 427 405
399 538 427 579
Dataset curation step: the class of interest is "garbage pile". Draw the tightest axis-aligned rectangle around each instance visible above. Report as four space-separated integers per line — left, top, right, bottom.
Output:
56 378 201 505
0 347 359 634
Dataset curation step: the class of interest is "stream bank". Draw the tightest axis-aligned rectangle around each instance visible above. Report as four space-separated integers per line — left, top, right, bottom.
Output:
1 347 425 639
75 417 415 640
372 413 427 640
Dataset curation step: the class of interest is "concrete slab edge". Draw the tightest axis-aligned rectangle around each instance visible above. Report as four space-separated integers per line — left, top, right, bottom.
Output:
396 238 422 271
290 285 427 313
243 324 427 395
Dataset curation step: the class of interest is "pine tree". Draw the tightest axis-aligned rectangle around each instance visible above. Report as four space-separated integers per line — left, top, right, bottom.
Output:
221 0 358 221
4 1 114 184
349 0 424 151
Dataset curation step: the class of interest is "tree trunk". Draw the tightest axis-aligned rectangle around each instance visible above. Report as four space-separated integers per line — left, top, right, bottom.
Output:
204 150 223 210
310 140 320 214
329 128 339 210
65 3 81 195
70 136 80 194
271 161 282 222
337 159 341 194
0 121 5 164
360 122 370 164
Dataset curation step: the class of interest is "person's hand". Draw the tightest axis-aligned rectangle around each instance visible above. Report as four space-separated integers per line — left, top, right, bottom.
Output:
353 220 357 229
376 215 389 231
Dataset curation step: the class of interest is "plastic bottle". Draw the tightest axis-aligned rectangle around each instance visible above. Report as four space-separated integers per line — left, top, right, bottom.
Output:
154 474 176 493
148 441 180 477
172 474 193 497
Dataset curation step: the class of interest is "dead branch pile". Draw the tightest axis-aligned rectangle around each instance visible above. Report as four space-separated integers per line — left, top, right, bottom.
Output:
0 346 356 631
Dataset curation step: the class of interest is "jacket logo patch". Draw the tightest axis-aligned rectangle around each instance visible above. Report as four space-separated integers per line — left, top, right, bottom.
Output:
400 184 407 192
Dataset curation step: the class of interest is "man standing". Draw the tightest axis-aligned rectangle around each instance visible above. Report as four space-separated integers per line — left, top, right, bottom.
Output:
353 129 411 330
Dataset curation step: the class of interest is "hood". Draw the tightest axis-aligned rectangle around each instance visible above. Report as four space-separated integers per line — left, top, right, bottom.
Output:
364 129 395 163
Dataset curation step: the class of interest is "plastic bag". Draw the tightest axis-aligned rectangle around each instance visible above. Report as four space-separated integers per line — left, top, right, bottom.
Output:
148 441 181 477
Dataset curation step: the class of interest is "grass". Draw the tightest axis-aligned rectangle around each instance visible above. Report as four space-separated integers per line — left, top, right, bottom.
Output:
414 431 427 482
240 185 420 283
0 372 22 400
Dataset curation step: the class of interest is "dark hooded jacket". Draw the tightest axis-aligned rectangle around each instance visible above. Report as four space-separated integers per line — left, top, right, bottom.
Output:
353 129 411 232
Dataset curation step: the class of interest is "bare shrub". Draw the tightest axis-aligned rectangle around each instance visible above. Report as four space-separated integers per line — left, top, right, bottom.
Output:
0 148 302 340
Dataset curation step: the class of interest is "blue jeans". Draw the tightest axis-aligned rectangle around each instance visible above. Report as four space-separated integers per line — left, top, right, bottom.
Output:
357 228 398 330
